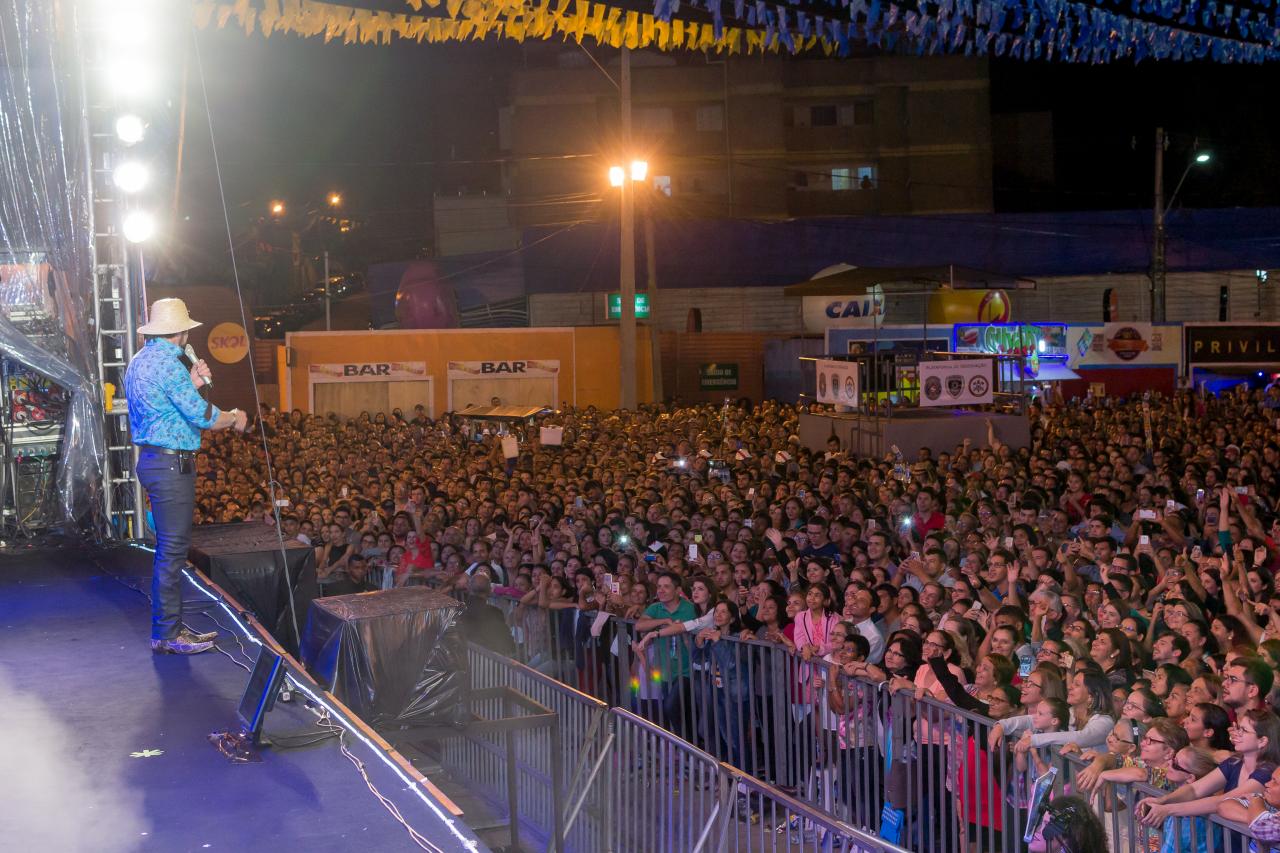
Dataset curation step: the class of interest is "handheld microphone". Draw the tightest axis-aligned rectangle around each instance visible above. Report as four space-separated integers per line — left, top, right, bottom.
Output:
184 344 212 387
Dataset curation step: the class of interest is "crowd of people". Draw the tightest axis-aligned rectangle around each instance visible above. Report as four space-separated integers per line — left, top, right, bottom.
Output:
194 384 1280 851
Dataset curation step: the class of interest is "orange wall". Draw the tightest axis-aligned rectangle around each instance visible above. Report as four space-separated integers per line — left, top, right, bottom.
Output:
283 327 653 414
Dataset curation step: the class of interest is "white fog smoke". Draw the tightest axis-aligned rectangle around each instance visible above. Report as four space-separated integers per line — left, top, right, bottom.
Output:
0 668 148 852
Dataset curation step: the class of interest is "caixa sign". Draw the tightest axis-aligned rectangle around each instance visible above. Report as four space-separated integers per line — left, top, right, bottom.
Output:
802 294 885 332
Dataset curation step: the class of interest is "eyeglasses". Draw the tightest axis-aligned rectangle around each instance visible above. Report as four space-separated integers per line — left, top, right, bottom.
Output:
1223 674 1248 686
1142 734 1168 746
1170 756 1191 774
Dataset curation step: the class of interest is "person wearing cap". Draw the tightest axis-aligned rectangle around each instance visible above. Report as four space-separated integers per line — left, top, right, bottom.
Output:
125 298 249 655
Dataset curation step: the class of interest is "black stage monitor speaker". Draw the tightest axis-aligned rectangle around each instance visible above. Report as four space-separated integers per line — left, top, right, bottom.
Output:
238 644 286 742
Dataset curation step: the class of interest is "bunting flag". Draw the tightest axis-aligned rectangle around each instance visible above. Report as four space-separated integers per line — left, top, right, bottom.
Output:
192 0 1280 62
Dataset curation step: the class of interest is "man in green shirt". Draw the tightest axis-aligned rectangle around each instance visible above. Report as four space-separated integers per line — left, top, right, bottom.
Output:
635 572 697 740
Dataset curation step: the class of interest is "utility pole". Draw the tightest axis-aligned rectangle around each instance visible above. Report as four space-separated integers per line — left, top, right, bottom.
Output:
324 249 331 331
619 47 637 410
1151 127 1166 324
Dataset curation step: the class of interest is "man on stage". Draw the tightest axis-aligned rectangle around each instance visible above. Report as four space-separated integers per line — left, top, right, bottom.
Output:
125 298 248 654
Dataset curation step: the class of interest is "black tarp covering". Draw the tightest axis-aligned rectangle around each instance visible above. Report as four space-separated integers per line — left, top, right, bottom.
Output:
301 587 469 730
188 523 316 654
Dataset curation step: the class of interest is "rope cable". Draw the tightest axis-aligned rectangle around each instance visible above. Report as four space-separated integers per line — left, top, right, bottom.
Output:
191 27 302 651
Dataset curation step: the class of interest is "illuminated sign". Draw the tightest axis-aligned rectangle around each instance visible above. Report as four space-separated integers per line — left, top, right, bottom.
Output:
954 323 1068 358
606 293 650 320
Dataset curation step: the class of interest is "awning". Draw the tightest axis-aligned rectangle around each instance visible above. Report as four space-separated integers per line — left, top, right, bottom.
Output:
999 359 1080 383
455 405 548 420
1035 362 1082 382
783 265 1036 297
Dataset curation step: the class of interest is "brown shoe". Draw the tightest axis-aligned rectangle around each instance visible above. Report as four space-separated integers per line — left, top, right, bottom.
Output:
152 634 215 655
180 624 219 643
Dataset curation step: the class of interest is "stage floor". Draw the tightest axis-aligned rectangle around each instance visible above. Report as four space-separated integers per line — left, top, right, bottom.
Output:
0 543 481 853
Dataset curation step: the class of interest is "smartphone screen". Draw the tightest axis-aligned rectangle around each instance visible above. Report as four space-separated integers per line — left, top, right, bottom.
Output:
1018 658 1033 678
687 544 698 561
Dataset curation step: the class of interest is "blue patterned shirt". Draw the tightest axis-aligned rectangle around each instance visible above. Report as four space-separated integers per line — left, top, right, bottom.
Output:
124 339 221 451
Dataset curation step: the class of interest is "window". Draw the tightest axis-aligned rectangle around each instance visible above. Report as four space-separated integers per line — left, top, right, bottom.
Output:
695 104 724 132
653 175 673 197
853 99 875 126
831 168 854 191
636 107 674 135
810 105 838 127
856 166 876 189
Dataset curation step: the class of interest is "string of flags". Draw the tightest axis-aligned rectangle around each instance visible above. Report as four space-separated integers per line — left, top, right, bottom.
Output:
192 0 1280 62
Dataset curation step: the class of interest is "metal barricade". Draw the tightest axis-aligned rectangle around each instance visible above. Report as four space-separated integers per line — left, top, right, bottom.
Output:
452 596 1280 853
466 643 612 853
1054 750 1268 853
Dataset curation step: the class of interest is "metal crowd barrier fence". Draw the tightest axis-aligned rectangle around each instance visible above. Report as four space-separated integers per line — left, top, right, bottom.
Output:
466 643 612 853
454 590 1277 853
1055 751 1260 853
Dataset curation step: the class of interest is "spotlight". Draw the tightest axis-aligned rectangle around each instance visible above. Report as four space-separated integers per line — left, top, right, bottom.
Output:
106 60 153 98
270 201 285 216
608 166 625 188
115 115 146 145
630 160 648 181
106 6 151 46
122 211 156 243
328 193 342 207
112 161 149 194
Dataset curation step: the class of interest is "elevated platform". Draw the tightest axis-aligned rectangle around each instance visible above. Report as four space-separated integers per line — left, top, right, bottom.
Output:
799 407 1030 458
0 542 484 853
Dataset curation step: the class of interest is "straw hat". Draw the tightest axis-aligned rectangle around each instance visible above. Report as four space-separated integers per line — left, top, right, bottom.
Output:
138 298 202 336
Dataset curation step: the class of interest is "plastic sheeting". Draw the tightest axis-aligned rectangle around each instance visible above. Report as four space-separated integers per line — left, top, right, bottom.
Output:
302 587 470 730
0 0 107 535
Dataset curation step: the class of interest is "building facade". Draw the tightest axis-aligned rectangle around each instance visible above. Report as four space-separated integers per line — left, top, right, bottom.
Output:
497 50 993 228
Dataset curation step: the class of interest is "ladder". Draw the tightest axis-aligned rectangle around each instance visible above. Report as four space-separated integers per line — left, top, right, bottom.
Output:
92 256 145 539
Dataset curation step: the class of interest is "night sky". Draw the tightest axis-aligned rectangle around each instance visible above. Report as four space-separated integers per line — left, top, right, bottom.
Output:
170 24 1280 283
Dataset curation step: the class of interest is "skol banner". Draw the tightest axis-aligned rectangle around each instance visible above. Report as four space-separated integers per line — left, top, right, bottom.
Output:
918 359 994 407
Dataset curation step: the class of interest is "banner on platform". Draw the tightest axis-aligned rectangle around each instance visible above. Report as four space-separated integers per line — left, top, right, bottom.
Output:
918 359 994 407
815 359 859 407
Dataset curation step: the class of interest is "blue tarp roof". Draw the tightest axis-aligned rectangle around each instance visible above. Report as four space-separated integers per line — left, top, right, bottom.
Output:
520 207 1280 293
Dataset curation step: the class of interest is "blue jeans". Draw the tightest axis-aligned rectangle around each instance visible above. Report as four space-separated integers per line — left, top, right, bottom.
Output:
136 449 195 641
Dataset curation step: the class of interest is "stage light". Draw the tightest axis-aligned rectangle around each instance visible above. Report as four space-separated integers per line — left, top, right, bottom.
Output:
270 200 285 216
1195 152 1211 164
115 114 145 145
328 192 342 207
105 5 151 46
122 210 156 243
106 59 153 98
112 161 149 194
608 166 625 188
630 160 648 181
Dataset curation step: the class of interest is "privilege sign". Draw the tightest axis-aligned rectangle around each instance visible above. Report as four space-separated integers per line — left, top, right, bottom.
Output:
1185 325 1280 365
815 359 860 406
918 359 994 407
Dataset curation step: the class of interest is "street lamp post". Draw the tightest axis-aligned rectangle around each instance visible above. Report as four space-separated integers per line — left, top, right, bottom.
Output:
1151 128 1211 323
611 159 647 411
615 46 639 411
